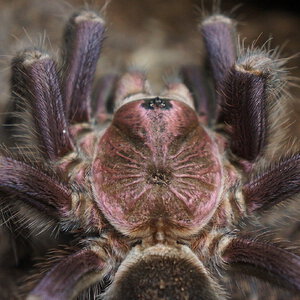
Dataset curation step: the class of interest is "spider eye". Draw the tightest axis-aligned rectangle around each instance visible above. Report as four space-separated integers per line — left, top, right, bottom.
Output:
141 97 173 110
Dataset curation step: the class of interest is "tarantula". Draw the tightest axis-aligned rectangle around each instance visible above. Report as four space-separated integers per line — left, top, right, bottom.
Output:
1 7 300 300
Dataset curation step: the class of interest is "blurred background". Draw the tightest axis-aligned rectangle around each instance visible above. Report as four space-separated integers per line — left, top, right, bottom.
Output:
0 0 298 156
0 0 299 163
0 0 299 168
0 0 300 140
0 0 299 110
0 3 298 80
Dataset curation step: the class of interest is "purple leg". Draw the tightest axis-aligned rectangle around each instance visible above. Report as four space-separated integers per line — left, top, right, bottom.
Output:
12 49 74 160
0 156 71 218
28 248 107 300
223 237 300 292
94 73 119 120
243 154 300 212
201 15 236 94
180 65 213 124
62 10 105 123
221 61 267 161
2 55 31 145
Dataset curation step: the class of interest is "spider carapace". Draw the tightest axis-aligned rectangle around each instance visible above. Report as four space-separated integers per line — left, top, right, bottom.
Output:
93 94 224 235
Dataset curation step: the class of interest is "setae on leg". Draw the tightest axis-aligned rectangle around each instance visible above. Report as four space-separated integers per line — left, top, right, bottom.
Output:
62 10 106 123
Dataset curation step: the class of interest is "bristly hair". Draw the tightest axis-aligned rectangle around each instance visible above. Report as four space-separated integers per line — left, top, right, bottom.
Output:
233 37 297 163
1 3 300 300
236 38 292 101
18 246 78 298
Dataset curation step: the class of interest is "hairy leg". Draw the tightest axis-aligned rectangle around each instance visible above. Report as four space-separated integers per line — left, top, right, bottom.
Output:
243 154 300 212
62 10 105 123
201 14 237 118
11 49 74 160
222 237 300 292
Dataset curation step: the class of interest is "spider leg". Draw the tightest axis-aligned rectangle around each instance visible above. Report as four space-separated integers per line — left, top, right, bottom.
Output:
162 81 195 110
222 237 300 292
0 155 107 232
11 49 74 160
201 15 237 117
180 65 213 124
220 57 267 161
94 73 119 121
0 157 71 219
243 154 300 212
27 247 110 300
114 71 151 110
62 10 105 123
1 56 30 145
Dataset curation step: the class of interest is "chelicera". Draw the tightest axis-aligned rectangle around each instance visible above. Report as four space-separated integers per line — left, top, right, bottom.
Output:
1 7 300 300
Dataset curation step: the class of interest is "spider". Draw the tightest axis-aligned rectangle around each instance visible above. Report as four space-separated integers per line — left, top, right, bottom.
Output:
1 6 300 300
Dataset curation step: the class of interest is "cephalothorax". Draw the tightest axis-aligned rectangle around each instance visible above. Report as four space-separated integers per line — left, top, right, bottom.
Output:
1 7 300 300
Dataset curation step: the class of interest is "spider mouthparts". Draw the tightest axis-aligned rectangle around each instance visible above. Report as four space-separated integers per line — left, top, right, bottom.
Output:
141 97 173 110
